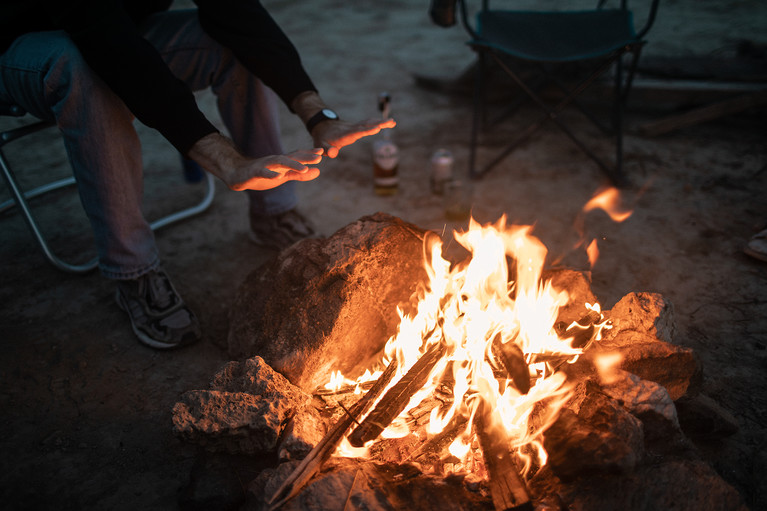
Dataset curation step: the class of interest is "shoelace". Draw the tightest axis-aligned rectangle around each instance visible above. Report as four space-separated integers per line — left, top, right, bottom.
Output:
145 272 174 311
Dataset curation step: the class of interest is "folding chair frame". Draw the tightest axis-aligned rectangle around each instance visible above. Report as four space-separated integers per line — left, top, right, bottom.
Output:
469 43 645 184
0 106 216 274
458 0 659 185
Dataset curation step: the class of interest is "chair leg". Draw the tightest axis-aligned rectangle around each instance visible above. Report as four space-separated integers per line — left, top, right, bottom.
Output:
1 150 216 273
469 52 486 179
613 53 625 184
488 50 629 184
149 172 216 231
0 176 77 214
611 45 644 187
0 151 98 273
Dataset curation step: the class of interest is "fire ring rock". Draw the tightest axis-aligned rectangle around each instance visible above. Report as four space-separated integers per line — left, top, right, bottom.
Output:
228 213 429 391
172 357 311 455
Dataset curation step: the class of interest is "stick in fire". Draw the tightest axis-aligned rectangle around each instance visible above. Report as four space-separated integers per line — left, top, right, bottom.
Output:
475 401 533 511
267 357 400 510
491 333 530 394
348 340 448 447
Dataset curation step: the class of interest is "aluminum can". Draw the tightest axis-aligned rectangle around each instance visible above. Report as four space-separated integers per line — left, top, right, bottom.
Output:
430 148 453 195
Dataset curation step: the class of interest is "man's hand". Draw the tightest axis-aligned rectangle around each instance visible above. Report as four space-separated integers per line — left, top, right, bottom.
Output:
291 91 396 158
311 117 396 158
227 149 323 191
187 133 322 191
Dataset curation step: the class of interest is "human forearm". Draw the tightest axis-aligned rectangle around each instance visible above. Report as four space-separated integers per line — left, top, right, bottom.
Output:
188 133 322 191
290 91 331 125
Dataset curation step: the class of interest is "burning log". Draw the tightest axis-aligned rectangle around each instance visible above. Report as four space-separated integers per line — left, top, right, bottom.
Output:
405 415 469 463
491 333 530 394
268 357 399 510
348 340 448 447
475 402 533 511
313 379 375 397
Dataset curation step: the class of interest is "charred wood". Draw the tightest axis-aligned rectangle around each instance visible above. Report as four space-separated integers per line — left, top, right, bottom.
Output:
491 333 530 394
406 415 469 463
268 357 399 510
476 403 533 511
348 341 448 447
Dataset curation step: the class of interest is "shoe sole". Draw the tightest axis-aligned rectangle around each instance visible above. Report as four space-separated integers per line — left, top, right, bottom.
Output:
744 245 767 262
115 289 198 350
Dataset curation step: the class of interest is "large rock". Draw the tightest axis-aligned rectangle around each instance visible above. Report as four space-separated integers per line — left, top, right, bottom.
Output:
544 268 598 326
562 292 702 400
548 459 748 511
172 357 310 455
601 330 703 400
603 292 676 344
244 458 493 511
172 390 291 455
228 213 430 390
544 381 645 481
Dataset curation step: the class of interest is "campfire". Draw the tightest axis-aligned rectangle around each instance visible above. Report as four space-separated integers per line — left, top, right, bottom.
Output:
268 198 622 509
172 190 744 511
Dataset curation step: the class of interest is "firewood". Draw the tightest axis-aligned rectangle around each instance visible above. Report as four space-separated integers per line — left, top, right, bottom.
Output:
348 340 448 447
313 380 375 396
268 358 399 510
475 402 533 511
491 333 530 394
405 414 469 463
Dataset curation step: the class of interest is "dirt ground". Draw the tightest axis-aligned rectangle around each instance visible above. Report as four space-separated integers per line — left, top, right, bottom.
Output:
1 1 765 510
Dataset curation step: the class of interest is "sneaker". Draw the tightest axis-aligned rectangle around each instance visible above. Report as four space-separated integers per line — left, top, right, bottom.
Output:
745 228 767 262
249 208 321 251
115 269 201 349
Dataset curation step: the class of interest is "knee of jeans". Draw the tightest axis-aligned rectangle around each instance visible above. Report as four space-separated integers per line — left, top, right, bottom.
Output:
43 38 128 119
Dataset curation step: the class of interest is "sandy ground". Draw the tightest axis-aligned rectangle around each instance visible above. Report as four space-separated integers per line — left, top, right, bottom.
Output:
1 1 765 509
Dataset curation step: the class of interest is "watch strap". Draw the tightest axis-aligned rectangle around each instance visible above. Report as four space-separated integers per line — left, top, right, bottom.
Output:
305 109 338 133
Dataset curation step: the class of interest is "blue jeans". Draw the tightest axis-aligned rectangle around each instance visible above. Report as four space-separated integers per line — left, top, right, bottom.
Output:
0 9 296 279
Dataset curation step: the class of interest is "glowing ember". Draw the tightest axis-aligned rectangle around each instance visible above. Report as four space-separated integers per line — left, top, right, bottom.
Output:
327 214 613 474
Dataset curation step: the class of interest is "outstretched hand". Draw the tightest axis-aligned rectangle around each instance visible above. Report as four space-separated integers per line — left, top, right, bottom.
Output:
187 133 323 191
228 148 323 191
311 117 397 158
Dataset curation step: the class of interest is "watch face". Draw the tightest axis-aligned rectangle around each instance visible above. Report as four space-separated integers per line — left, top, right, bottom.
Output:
322 108 339 120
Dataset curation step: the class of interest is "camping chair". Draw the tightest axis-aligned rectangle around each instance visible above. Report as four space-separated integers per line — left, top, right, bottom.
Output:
454 0 660 184
0 103 216 273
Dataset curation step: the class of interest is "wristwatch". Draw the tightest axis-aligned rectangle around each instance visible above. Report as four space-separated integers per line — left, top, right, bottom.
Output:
305 108 339 132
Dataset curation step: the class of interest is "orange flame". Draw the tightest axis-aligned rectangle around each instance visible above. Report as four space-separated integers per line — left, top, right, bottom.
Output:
570 186 633 269
328 215 610 473
586 239 600 269
582 187 632 223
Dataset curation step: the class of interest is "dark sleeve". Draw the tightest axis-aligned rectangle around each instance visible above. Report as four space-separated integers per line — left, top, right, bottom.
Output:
49 0 217 154
194 0 317 110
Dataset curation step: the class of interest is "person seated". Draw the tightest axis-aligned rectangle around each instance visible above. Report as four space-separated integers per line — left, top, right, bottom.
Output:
0 0 394 349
